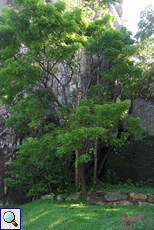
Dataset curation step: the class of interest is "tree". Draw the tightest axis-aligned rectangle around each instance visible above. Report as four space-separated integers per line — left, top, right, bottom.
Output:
0 0 88 108
5 124 74 198
128 5 154 100
135 5 154 71
56 99 142 194
1 0 143 197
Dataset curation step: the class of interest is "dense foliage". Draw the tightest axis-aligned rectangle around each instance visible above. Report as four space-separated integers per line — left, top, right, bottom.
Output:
133 5 154 99
0 0 146 198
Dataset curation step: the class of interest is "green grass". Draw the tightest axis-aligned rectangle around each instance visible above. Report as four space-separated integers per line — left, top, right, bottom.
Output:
2 198 154 230
99 184 154 194
88 180 154 194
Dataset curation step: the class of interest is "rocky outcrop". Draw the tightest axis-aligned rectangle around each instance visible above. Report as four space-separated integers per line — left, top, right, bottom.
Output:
109 0 123 30
0 0 12 11
0 102 17 205
132 99 154 136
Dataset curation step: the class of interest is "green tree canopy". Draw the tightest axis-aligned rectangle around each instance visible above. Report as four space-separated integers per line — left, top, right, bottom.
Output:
135 5 154 71
1 0 143 197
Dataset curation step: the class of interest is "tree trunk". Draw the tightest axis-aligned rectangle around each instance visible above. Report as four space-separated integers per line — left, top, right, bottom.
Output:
93 138 98 182
78 162 87 195
75 149 79 187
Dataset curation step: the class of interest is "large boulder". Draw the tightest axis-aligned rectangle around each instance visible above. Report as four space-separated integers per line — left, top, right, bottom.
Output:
105 191 128 201
129 192 147 201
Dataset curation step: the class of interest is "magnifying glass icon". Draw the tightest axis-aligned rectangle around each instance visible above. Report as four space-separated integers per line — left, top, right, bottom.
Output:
3 211 18 227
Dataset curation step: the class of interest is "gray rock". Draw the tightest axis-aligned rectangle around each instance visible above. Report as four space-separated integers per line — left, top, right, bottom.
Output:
41 193 55 200
87 196 104 205
104 191 128 201
66 192 80 201
147 194 154 203
148 203 154 207
57 194 66 201
96 201 107 206
138 202 148 206
92 191 109 198
129 193 147 201
119 200 133 206
132 98 154 136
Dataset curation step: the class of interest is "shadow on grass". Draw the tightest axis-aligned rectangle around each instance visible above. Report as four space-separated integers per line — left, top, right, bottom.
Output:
18 199 154 230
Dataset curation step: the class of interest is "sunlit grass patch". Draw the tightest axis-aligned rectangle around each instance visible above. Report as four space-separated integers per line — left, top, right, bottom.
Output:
2 197 154 229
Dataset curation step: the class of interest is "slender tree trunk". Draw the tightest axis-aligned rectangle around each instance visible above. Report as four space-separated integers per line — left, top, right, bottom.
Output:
78 149 87 195
93 138 98 183
93 66 99 183
79 162 87 195
75 149 79 187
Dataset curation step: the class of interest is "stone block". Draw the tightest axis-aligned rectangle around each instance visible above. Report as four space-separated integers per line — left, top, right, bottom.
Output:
57 194 66 201
87 196 101 204
66 192 80 201
147 194 154 203
104 191 128 201
96 201 107 206
148 203 154 207
138 202 148 206
129 192 147 201
90 191 108 202
119 200 133 206
41 193 55 200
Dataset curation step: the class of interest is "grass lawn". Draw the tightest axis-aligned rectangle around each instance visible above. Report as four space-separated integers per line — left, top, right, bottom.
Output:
2 197 154 230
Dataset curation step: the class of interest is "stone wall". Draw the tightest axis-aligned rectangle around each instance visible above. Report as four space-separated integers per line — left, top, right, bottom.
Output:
87 190 154 207
41 190 154 207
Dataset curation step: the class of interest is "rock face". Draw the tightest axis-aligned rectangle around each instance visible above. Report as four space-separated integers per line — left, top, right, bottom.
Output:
0 0 12 11
0 102 17 204
132 99 154 136
109 0 123 30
